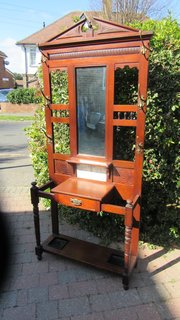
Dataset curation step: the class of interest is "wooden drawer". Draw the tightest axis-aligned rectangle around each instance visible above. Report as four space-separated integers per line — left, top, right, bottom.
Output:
54 193 100 212
52 178 115 212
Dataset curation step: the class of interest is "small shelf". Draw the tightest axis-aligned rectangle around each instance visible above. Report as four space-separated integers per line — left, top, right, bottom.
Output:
67 157 112 168
51 178 114 201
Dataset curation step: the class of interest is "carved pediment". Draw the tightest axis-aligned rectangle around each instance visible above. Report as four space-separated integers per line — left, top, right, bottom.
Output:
38 15 153 48
94 17 139 35
47 18 94 42
46 16 139 44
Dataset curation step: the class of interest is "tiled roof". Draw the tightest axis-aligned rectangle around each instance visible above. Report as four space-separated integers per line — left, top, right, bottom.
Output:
0 51 7 58
6 68 15 77
17 11 102 45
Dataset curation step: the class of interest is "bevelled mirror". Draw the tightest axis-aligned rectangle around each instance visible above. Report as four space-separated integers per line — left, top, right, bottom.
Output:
76 66 106 157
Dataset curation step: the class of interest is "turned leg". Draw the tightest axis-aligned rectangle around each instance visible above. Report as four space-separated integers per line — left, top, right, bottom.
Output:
131 203 141 269
51 199 59 235
31 182 43 260
123 225 132 290
123 202 133 290
122 274 129 290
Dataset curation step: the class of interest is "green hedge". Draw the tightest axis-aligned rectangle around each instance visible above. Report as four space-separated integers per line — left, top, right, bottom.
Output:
26 16 180 247
7 88 42 104
131 16 180 245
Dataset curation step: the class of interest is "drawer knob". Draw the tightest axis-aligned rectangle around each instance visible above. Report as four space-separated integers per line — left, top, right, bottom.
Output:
70 198 82 206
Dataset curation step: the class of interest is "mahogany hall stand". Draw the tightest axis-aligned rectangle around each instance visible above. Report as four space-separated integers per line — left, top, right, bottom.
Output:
30 17 152 290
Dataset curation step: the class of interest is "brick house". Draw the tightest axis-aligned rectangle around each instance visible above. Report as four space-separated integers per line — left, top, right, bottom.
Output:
0 51 15 89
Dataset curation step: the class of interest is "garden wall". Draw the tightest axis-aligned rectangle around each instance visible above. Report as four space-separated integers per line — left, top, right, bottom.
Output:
0 102 38 114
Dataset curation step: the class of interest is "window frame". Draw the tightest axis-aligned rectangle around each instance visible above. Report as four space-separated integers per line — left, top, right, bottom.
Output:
29 47 36 67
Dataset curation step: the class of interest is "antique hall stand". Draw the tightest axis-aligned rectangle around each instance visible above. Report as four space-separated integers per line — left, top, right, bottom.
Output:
31 17 152 290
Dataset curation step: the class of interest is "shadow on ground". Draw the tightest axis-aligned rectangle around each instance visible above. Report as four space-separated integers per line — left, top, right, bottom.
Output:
0 210 179 320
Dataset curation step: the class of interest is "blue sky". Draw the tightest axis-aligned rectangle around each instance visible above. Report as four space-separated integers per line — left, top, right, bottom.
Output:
0 0 91 72
0 0 91 41
0 0 179 72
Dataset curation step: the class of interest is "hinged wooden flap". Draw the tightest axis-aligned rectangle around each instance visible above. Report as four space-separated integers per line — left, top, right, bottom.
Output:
51 178 115 201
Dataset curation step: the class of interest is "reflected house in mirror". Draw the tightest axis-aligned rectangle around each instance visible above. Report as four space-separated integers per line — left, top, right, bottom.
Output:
30 16 153 290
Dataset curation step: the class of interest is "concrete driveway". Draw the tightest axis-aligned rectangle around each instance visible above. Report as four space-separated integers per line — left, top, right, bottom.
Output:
0 121 34 212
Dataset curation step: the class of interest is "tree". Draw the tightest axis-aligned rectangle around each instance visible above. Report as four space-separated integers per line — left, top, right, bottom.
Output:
90 0 170 24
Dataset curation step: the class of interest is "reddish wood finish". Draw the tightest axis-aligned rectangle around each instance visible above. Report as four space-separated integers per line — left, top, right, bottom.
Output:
51 117 69 123
52 178 114 201
113 105 137 112
32 17 152 289
42 234 125 274
51 104 69 110
54 193 101 212
67 157 112 168
113 119 137 127
54 160 73 176
101 203 126 215
113 167 134 185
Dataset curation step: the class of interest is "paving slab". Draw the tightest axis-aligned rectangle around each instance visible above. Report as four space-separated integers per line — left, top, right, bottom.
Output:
0 212 180 320
0 120 180 319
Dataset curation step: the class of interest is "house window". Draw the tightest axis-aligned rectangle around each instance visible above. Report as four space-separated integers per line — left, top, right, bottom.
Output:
30 47 36 66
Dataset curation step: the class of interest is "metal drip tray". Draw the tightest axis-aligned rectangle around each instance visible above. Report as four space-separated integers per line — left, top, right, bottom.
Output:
48 237 69 250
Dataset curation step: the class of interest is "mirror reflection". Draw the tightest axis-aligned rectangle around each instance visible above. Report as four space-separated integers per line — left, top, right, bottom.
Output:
76 67 106 157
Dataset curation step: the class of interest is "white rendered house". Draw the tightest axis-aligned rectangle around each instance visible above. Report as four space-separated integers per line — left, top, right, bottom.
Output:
16 12 100 87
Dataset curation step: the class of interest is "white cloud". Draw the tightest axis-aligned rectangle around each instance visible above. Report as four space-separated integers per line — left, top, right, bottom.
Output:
1 38 25 73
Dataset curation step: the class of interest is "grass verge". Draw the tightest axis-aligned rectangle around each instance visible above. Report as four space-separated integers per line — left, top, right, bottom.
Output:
0 115 34 121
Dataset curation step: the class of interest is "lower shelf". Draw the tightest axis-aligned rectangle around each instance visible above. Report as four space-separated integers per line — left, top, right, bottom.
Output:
42 234 125 275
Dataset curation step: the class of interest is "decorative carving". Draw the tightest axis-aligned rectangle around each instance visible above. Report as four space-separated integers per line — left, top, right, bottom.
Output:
126 199 133 207
138 95 146 110
49 47 140 60
140 46 147 55
114 111 137 120
136 142 144 154
41 55 47 63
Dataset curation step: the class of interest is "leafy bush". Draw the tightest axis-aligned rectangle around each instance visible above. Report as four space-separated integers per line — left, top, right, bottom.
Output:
131 15 180 245
7 88 42 104
25 68 69 186
25 105 48 186
26 16 180 246
14 73 23 80
51 70 71 155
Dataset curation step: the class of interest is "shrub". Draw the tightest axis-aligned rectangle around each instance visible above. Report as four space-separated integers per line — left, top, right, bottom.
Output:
7 88 42 104
26 16 180 246
25 104 48 186
130 15 180 245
